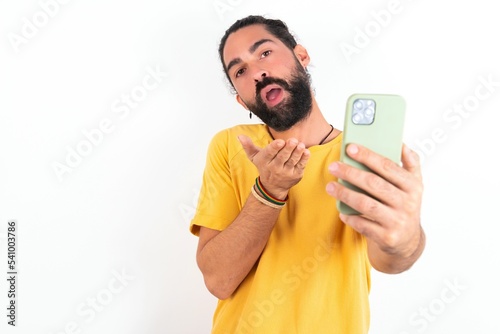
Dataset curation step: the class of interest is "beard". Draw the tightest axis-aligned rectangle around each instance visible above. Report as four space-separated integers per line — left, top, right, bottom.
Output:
244 62 313 132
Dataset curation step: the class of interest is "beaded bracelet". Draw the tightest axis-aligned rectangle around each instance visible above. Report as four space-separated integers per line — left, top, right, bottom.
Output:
251 185 285 210
254 177 288 206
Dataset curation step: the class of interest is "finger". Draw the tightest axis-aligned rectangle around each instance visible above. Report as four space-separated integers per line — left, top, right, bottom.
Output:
270 138 299 167
262 139 288 162
401 144 422 182
295 148 311 170
344 144 412 191
237 135 259 161
338 213 385 245
326 180 392 222
283 142 306 168
328 161 400 207
238 135 284 162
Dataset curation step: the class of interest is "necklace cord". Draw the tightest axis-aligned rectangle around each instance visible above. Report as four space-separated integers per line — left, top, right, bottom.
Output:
318 124 334 145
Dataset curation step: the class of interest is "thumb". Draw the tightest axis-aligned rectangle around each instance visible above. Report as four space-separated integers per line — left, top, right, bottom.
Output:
238 135 260 161
402 144 422 180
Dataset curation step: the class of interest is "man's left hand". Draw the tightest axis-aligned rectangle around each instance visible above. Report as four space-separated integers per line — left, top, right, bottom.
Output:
326 143 424 273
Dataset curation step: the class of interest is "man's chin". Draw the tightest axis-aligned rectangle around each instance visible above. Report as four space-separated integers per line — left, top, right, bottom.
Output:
265 118 298 132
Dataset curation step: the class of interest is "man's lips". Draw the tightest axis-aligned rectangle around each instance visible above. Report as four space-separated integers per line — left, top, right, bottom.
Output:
260 84 284 107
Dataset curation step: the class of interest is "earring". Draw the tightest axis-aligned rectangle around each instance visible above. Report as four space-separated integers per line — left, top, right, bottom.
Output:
249 111 252 119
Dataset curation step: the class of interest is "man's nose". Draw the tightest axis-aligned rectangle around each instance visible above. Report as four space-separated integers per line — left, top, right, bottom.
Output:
253 69 268 83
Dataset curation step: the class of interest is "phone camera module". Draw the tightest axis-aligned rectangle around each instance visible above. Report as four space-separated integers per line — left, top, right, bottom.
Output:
351 99 376 125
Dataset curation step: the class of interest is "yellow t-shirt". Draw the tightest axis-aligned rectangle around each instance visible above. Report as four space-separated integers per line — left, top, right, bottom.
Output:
190 124 371 334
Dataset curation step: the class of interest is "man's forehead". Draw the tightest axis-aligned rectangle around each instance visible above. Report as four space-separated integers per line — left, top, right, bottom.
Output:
223 25 280 64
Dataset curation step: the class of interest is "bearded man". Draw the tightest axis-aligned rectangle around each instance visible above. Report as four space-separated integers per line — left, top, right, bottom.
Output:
190 15 425 334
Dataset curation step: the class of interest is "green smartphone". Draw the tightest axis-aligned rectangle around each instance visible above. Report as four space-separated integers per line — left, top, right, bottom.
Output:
336 94 406 215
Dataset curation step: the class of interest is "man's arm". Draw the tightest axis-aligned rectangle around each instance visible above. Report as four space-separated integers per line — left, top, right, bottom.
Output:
327 143 425 273
366 225 425 273
197 196 281 300
196 136 310 299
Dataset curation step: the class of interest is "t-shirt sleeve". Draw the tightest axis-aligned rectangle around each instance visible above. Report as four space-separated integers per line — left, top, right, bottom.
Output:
189 129 242 236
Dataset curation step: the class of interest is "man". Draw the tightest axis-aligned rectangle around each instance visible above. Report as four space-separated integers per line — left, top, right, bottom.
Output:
190 15 425 333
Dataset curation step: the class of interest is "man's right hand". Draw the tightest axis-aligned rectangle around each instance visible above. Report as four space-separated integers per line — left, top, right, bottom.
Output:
238 135 310 199
196 135 311 299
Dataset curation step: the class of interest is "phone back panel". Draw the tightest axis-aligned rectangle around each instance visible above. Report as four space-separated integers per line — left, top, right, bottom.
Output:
337 94 406 215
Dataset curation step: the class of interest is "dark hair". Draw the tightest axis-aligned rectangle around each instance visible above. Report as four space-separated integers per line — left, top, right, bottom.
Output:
218 15 298 87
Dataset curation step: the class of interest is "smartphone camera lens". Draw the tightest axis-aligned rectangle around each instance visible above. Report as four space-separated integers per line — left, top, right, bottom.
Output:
352 113 363 124
354 101 364 110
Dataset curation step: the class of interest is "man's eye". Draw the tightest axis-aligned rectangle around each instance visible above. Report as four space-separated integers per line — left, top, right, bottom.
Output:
261 50 272 58
235 68 246 78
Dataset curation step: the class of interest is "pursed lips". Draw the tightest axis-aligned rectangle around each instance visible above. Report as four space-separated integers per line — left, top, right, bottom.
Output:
259 84 284 107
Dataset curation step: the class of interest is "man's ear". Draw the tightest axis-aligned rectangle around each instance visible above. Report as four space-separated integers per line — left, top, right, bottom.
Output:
236 95 249 110
293 44 310 68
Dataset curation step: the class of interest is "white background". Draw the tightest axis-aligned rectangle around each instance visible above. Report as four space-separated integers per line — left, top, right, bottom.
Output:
1 0 499 333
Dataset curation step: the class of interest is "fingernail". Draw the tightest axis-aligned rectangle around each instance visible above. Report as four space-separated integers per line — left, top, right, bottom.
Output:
347 144 358 155
326 183 335 193
329 162 339 173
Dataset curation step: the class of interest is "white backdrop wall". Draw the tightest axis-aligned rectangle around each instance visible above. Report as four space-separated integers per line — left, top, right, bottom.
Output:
1 0 499 333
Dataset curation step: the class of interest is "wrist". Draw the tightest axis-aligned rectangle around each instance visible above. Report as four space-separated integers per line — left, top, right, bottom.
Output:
255 177 289 202
407 225 426 259
251 186 285 210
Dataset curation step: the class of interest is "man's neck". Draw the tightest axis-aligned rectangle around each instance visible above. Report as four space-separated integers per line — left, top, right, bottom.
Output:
267 98 340 148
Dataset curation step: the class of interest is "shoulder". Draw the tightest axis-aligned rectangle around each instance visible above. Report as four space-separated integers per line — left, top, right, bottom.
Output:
211 124 269 143
208 124 270 158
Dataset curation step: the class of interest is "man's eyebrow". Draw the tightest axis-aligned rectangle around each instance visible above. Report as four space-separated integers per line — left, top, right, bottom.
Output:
226 39 275 74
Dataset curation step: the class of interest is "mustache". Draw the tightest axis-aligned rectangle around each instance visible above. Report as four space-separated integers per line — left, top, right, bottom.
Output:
255 76 291 96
